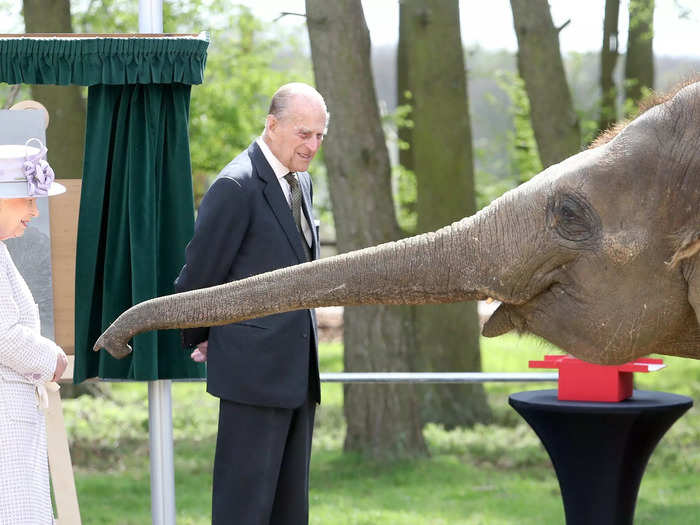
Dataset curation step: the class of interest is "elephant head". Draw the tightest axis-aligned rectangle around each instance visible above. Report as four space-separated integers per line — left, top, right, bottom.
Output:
95 81 700 364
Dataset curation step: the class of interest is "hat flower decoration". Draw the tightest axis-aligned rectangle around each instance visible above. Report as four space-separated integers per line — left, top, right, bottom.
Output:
0 138 65 198
23 138 55 196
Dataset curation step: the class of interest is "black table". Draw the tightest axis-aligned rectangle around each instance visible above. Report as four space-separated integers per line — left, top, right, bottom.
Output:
509 389 693 525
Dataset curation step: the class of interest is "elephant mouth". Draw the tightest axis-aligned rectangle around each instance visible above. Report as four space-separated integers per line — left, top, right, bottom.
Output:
480 285 556 337
480 259 572 338
482 301 518 337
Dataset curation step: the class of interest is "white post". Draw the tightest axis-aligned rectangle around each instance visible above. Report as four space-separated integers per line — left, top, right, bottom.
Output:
138 2 174 525
148 380 176 525
138 0 163 33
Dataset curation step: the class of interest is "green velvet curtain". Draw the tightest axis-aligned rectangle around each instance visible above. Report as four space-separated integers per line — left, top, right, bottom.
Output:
74 81 206 381
0 36 207 381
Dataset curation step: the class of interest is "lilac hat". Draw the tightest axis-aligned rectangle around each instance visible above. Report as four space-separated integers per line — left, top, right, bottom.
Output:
0 138 66 198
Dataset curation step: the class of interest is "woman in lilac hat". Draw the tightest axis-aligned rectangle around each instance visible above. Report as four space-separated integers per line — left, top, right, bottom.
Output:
0 139 68 524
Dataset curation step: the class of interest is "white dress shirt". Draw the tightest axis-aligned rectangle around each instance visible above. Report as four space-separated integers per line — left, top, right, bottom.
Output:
256 136 313 248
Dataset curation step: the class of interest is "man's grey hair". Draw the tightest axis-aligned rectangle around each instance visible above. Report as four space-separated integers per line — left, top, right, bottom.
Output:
267 82 330 133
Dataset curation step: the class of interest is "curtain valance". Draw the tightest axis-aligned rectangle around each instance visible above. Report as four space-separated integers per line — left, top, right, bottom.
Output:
0 34 208 85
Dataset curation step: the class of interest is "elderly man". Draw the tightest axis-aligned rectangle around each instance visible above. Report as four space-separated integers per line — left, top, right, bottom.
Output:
174 83 328 524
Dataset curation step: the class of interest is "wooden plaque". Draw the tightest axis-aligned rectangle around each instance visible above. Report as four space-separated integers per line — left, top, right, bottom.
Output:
49 179 81 355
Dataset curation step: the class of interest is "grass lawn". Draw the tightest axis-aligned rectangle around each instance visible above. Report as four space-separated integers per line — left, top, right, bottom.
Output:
63 334 699 524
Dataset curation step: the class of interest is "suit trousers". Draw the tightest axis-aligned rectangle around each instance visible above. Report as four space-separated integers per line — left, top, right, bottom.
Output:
212 394 316 525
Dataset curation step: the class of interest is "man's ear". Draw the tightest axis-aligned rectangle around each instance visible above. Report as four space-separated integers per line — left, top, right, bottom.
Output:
266 114 277 135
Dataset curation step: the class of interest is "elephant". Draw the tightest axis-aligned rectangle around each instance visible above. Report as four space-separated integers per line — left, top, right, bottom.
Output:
94 80 700 365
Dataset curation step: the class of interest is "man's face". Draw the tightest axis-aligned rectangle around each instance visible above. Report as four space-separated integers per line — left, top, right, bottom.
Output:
266 96 326 172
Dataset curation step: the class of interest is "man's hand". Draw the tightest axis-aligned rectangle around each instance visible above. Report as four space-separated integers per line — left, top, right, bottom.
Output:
191 341 208 363
52 349 68 381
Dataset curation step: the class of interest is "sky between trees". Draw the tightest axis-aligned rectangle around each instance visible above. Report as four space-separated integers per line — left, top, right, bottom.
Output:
250 0 699 58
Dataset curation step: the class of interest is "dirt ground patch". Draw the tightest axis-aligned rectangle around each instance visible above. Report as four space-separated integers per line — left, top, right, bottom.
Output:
316 306 343 342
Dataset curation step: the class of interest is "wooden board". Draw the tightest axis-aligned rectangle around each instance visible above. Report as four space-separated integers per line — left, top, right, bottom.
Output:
49 179 82 355
47 379 82 525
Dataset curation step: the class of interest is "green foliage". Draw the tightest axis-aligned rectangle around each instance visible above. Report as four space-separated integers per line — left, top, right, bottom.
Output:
72 0 138 32
622 81 656 119
474 160 518 211
73 0 217 33
0 84 32 109
474 71 542 210
628 0 656 41
392 163 417 234
62 392 148 467
496 72 542 184
577 110 601 148
382 100 417 234
564 51 603 146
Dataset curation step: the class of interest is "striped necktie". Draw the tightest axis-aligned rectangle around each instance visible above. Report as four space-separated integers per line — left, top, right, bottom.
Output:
284 172 311 261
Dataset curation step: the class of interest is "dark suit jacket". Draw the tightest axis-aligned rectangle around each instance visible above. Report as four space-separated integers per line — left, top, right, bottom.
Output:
174 141 320 409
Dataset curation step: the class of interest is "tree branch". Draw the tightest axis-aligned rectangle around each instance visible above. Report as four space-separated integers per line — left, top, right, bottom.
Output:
2 85 21 109
274 12 307 22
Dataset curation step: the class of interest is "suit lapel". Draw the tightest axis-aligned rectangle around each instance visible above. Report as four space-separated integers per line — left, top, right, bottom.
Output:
249 142 308 263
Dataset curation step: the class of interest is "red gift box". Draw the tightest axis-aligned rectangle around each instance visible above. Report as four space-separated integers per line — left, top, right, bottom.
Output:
529 355 665 402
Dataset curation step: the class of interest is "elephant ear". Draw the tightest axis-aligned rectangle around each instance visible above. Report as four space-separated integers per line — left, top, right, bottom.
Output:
671 227 700 325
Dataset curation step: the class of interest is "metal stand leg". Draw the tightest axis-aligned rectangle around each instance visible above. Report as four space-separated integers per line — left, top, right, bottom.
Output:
509 389 693 525
148 380 176 525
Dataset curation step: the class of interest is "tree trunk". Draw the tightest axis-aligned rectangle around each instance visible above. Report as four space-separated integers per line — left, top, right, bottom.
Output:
599 0 621 132
397 3 413 176
510 0 580 168
625 0 655 107
305 0 427 459
400 0 491 428
23 0 86 180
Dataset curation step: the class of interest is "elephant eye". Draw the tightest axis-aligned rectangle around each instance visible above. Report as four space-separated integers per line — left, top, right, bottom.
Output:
549 193 598 243
560 204 577 221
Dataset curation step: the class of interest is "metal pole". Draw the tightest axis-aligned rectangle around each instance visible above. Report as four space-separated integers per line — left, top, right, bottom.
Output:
320 372 558 383
157 372 559 384
138 2 173 525
148 380 176 525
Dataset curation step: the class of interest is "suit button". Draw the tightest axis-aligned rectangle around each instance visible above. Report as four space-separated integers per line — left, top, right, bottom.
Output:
302 333 308 339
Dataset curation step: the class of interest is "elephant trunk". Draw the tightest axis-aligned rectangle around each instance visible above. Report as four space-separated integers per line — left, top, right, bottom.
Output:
94 213 499 358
